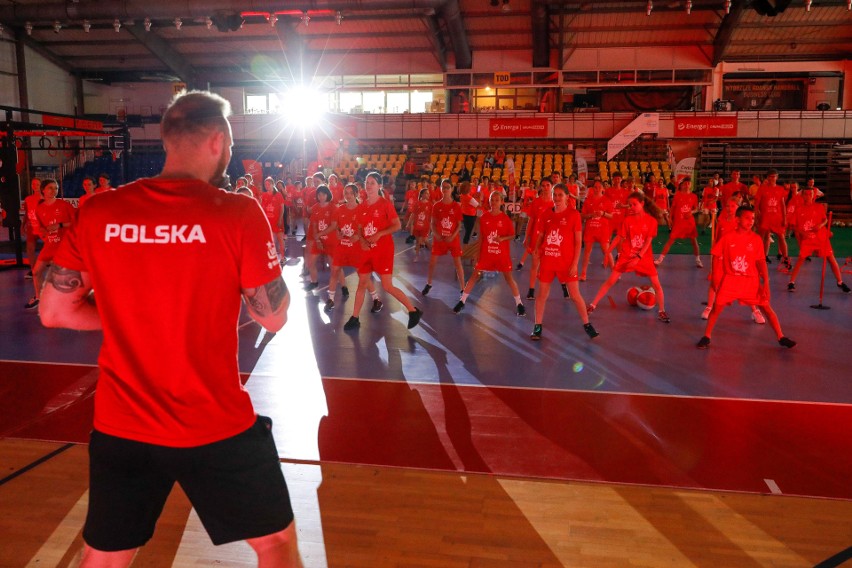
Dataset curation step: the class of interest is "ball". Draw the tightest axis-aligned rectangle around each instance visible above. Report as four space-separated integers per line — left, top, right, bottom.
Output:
627 286 640 306
636 285 657 310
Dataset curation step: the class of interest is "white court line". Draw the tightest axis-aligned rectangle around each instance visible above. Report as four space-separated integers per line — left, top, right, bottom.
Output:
26 490 88 567
764 479 782 494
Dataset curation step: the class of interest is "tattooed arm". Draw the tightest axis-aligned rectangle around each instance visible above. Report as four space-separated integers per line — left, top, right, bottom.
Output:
39 264 102 330
242 276 290 332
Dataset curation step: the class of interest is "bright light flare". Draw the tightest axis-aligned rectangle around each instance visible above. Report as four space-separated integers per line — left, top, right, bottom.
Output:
281 86 326 128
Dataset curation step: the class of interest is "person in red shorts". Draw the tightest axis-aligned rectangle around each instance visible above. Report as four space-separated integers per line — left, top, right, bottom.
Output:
754 169 790 268
697 206 795 349
458 181 480 245
324 184 379 312
530 184 598 341
260 176 287 262
406 188 433 262
652 177 670 227
23 177 45 280
700 197 767 324
25 179 75 309
343 171 422 331
604 172 630 238
453 191 524 316
38 91 302 566
518 179 555 299
77 176 97 214
698 178 720 233
587 192 672 323
422 179 465 296
580 181 614 281
719 170 747 206
786 187 851 294
656 177 702 268
305 185 337 291
401 180 419 243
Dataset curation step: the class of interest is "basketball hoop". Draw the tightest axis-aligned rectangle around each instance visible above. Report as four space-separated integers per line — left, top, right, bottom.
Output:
111 150 122 161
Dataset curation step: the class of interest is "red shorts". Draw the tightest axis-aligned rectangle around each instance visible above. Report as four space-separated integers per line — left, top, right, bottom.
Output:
614 254 657 277
583 226 610 245
669 219 697 240
358 240 394 275
799 232 832 257
432 238 462 258
332 242 363 268
476 252 512 273
24 223 42 239
311 239 336 256
36 241 61 264
758 218 786 235
715 275 766 307
538 265 578 284
412 226 430 238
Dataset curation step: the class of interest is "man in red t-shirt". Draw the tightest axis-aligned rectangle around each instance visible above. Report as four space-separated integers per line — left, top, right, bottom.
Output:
22 177 44 278
422 179 465 296
719 170 747 206
754 169 789 267
39 91 302 567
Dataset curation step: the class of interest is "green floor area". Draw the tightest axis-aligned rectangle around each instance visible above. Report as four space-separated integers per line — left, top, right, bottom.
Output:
653 225 852 259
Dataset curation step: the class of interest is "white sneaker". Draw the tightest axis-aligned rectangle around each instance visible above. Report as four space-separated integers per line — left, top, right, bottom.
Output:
751 309 766 325
701 306 711 320
654 255 664 265
695 257 703 268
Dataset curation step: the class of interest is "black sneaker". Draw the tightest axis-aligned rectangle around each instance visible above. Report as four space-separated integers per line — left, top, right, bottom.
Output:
516 303 526 316
562 283 570 299
776 253 782 261
787 282 796 292
838 282 851 294
407 308 423 329
370 299 384 313
453 301 465 314
300 236 307 242
422 283 432 296
765 256 772 264
405 235 416 244
343 316 360 331
778 336 796 349
805 256 812 262
696 336 711 349
341 286 350 297
526 288 535 300
24 270 33 280
516 263 523 271
324 299 335 312
530 324 543 341
583 322 599 339
24 297 39 309
657 311 671 323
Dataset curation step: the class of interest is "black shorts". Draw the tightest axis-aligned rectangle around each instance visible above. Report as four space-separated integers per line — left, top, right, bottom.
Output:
83 416 294 552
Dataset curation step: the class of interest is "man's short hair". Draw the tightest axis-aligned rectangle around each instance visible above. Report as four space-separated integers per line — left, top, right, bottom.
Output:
98 173 110 181
161 90 231 143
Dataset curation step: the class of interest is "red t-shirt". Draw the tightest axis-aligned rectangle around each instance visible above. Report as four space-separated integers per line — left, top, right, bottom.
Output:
431 201 462 239
756 185 786 219
310 203 338 246
404 189 419 212
617 212 658 258
478 210 513 259
582 195 614 233
260 191 285 230
333 204 363 248
538 208 582 269
671 192 698 223
653 185 669 211
719 181 747 205
303 186 318 214
605 187 630 230
358 196 398 249
36 199 76 251
53 178 281 447
711 229 763 277
411 201 432 232
460 194 478 217
714 213 738 241
287 185 303 209
25 194 43 234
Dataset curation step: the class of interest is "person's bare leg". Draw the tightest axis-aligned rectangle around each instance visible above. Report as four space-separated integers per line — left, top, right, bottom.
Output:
247 522 304 568
568 280 589 324
452 256 465 291
379 274 415 311
76 545 138 568
534 280 552 324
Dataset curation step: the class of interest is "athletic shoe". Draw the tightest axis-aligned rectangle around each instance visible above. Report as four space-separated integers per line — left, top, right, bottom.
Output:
776 253 782 261
787 282 796 292
343 316 360 331
695 257 703 268
300 236 307 242
579 273 586 282
516 262 524 271
453 301 465 314
341 286 349 297
324 299 335 313
751 309 766 325
24 270 33 280
304 282 318 291
526 289 535 300
24 297 39 309
778 337 796 349
657 311 671 323
583 322 599 339
421 283 432 295
696 336 711 349
765 256 772 264
805 256 812 262
516 303 526 316
370 299 384 313
562 284 570 299
654 255 664 265
783 258 793 271
586 303 596 314
405 235 416 244
407 308 423 329
530 324 543 341
701 306 711 320
838 282 851 294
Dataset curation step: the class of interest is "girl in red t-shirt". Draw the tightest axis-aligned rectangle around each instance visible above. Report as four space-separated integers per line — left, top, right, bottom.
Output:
401 180 419 243
305 185 337 290
656 177 702 268
406 188 432 262
587 192 671 323
580 182 614 280
27 179 75 309
787 188 850 294
261 177 286 261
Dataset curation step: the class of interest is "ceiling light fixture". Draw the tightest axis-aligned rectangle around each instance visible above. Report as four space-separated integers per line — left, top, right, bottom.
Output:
725 0 731 14
269 13 278 27
335 11 343 25
53 20 62 33
646 0 653 16
174 17 182 30
501 0 511 12
301 12 310 26
144 17 152 31
685 0 692 14
83 19 91 32
113 18 121 32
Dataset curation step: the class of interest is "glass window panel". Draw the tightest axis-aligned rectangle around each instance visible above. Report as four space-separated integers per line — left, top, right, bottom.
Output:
363 91 385 114
447 73 471 86
386 91 410 113
340 92 363 113
675 69 712 83
411 91 434 113
563 71 597 83
245 95 267 114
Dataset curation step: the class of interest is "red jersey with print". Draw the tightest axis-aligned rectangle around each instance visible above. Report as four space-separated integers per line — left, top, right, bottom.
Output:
671 192 698 224
432 201 462 239
786 193 803 228
35 199 76 250
359 197 398 249
333 204 363 249
411 201 432 235
653 185 669 211
711 229 762 278
53 179 281 448
329 180 345 204
756 184 786 220
714 213 739 241
605 186 630 231
260 191 285 232
617 212 658 259
720 181 747 205
538 208 582 270
460 193 478 217
582 194 614 234
287 185 303 211
78 192 96 212
796 203 832 255
404 189 419 213
477 210 514 270
24 194 43 234
309 203 338 247
521 187 537 215
528 197 554 237
701 187 719 211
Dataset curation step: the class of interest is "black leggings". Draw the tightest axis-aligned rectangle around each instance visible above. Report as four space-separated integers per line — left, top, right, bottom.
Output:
462 215 477 244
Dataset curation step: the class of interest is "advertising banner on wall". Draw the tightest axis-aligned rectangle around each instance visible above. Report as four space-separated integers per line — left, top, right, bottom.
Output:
488 118 548 138
722 80 805 110
673 117 738 138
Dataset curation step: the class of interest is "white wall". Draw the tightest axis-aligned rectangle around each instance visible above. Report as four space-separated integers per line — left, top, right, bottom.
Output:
0 36 19 108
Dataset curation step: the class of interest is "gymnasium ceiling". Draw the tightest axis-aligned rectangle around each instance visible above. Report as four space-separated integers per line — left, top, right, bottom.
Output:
1 0 851 86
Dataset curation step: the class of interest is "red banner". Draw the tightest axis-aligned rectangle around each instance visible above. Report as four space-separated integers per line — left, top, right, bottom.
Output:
673 117 737 138
489 118 548 138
